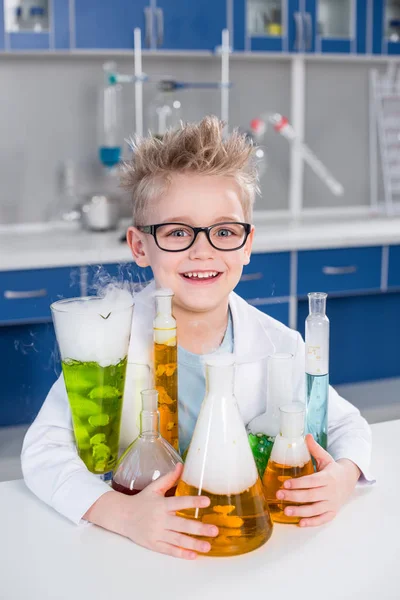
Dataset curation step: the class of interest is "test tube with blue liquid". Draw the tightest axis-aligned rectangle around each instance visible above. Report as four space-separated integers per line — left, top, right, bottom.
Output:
98 62 123 168
305 292 329 450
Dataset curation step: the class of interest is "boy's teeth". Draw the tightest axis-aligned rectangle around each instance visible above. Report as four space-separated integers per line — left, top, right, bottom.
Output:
184 271 218 279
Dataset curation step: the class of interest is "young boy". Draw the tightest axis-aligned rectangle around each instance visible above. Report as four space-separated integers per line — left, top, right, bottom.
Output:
21 117 374 561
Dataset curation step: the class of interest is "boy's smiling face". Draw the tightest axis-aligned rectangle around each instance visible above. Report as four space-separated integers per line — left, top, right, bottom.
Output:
127 173 254 315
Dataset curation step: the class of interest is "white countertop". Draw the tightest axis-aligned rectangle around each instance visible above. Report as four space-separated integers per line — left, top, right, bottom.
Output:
0 419 398 600
1 214 400 271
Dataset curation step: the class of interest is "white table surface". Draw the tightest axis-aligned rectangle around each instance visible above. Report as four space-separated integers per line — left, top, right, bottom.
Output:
1 214 400 270
0 420 398 600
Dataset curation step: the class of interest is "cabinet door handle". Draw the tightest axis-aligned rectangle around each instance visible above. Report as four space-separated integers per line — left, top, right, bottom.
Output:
322 266 358 276
4 288 48 300
304 12 312 51
294 12 303 51
156 7 164 47
240 272 263 282
144 6 153 48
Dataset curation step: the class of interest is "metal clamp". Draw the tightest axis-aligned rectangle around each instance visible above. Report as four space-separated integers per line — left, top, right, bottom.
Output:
304 12 313 51
294 12 304 52
156 7 164 47
240 272 263 282
4 288 48 300
144 6 153 48
322 266 358 276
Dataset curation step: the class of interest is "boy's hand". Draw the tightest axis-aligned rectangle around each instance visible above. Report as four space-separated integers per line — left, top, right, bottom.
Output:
85 463 218 560
275 434 361 527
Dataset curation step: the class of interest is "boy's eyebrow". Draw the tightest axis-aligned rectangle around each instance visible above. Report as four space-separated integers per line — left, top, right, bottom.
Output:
159 216 244 224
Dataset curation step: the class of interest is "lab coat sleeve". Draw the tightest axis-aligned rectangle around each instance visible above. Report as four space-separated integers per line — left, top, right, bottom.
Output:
293 333 375 484
21 374 114 525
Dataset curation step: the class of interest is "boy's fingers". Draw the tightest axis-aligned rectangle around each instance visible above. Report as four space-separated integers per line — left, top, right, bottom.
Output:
283 470 327 490
299 511 336 528
147 462 183 496
166 515 218 538
276 486 327 504
306 434 333 469
162 531 211 555
284 500 330 518
165 494 210 512
155 541 198 561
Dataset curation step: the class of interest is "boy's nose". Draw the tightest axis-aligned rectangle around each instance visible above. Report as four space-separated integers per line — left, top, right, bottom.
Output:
188 231 216 259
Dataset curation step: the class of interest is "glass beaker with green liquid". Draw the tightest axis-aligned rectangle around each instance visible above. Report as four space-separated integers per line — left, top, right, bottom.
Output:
51 290 134 480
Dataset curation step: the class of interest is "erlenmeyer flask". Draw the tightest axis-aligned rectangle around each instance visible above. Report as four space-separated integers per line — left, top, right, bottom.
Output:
175 354 273 557
248 353 293 479
263 402 314 524
112 389 182 496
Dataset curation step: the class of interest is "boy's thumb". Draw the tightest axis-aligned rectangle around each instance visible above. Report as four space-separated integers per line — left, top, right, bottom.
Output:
306 434 333 469
147 462 184 496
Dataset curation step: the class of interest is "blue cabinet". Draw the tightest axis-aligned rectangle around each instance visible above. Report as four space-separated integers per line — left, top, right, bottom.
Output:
74 0 149 49
373 0 400 55
155 0 226 51
0 267 81 325
233 0 366 53
297 247 382 297
0 322 60 426
388 245 400 288
53 0 70 50
235 251 290 300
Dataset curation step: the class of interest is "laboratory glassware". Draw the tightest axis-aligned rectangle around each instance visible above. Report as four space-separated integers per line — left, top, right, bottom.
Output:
51 294 133 481
112 389 182 496
305 292 329 450
153 289 179 452
175 354 273 557
248 353 293 478
98 62 123 168
263 402 314 524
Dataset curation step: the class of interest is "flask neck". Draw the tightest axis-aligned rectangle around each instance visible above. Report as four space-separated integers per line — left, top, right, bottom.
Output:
206 362 234 397
308 292 327 316
140 410 160 437
155 294 172 317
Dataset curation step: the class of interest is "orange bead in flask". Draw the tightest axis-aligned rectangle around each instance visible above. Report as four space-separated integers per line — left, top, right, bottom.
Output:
175 354 273 557
263 402 314 524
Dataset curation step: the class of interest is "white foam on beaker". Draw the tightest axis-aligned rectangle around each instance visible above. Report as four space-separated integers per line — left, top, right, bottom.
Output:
52 286 133 367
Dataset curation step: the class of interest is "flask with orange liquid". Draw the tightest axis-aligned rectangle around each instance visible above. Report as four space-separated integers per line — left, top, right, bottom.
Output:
175 354 273 557
263 402 314 524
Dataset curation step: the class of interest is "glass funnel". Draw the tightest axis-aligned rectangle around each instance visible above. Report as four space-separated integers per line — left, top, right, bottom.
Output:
175 354 273 557
112 389 182 495
263 402 314 524
51 290 133 480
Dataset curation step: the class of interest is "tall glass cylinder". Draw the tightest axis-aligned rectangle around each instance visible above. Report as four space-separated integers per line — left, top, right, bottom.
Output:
305 292 329 449
51 294 133 479
98 62 123 168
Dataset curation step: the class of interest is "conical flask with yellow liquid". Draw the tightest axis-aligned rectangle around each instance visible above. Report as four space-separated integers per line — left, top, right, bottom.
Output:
175 354 273 557
263 402 314 524
153 289 179 452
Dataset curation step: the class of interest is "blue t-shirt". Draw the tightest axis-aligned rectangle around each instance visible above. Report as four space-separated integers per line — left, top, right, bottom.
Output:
177 311 234 454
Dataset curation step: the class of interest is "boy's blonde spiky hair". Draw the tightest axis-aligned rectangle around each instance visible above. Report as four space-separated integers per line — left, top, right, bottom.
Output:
121 116 259 225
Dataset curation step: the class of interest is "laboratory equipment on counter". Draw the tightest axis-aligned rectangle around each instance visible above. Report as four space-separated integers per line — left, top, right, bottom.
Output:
119 363 151 452
247 353 293 478
153 289 179 452
48 160 81 223
98 62 123 168
305 292 329 450
148 84 182 139
263 402 314 524
81 193 120 232
112 389 182 496
250 114 344 197
51 292 134 481
175 354 273 557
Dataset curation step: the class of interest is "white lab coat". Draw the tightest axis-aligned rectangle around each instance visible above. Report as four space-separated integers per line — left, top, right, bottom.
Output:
21 281 374 525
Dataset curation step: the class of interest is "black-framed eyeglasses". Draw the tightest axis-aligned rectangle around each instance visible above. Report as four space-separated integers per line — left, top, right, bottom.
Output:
137 222 252 252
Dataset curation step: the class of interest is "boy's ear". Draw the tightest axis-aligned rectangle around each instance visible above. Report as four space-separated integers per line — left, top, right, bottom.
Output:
126 227 150 267
242 226 254 266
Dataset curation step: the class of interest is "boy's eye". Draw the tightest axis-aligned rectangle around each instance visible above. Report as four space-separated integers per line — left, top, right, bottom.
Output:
213 227 236 237
168 229 190 237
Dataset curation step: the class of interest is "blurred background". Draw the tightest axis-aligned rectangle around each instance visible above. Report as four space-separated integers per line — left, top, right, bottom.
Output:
1 0 400 481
